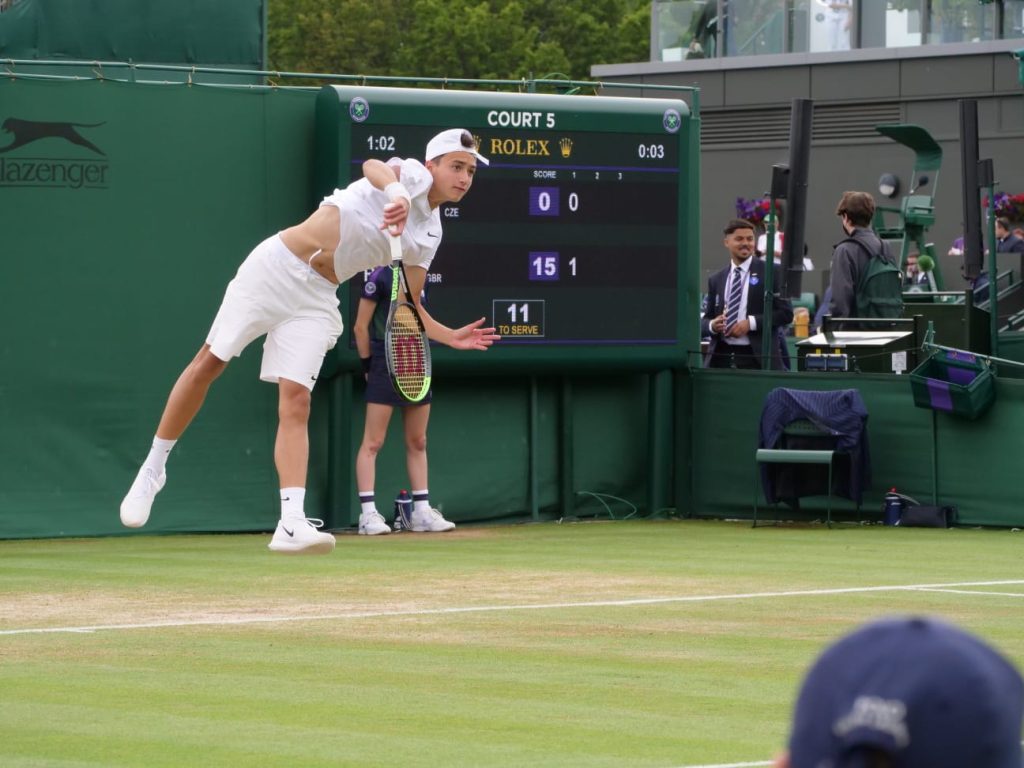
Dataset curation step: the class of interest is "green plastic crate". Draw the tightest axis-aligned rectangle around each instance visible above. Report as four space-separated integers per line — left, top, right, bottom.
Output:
909 350 995 420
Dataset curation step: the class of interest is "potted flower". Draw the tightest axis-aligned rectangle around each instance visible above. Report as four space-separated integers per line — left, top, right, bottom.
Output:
735 196 772 228
983 192 1024 223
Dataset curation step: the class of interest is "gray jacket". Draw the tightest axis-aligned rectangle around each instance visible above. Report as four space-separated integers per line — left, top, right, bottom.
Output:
827 227 894 319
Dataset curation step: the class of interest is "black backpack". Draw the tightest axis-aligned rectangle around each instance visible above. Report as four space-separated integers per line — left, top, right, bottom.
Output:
840 237 904 319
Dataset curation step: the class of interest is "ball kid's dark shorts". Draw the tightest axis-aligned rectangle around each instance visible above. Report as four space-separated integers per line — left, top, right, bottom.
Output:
364 349 432 407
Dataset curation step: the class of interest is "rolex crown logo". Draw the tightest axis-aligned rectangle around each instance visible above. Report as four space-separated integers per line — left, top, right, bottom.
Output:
472 134 483 151
559 137 573 159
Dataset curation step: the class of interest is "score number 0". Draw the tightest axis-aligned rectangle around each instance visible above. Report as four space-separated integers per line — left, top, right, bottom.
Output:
529 186 579 217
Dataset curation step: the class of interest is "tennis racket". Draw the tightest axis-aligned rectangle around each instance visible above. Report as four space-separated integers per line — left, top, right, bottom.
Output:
384 233 432 403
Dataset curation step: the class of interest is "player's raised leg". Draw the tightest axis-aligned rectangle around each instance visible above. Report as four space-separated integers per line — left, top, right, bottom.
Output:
120 346 227 528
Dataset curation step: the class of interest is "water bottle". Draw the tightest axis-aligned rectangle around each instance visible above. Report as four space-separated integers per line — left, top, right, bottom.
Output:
884 488 903 526
394 490 412 532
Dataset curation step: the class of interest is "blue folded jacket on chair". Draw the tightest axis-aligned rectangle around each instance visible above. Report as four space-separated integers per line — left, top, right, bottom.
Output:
758 388 870 505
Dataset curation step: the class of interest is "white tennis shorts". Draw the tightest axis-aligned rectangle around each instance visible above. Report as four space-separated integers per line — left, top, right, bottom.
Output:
206 234 343 391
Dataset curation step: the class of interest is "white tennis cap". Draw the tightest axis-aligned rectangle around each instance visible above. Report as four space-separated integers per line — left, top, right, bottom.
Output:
425 128 489 166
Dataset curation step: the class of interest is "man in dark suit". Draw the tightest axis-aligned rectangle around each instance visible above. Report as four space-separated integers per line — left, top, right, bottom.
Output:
996 217 1024 254
996 217 1024 281
701 218 794 369
976 218 1024 297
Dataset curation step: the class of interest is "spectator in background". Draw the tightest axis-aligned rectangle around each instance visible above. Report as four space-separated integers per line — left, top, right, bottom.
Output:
827 191 902 324
973 220 1024 298
815 0 852 50
756 201 814 272
903 251 928 289
996 217 1024 256
947 235 964 260
996 217 1024 285
774 616 1024 768
701 218 793 369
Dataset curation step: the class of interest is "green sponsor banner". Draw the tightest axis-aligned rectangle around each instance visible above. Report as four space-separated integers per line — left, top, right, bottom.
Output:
0 78 312 536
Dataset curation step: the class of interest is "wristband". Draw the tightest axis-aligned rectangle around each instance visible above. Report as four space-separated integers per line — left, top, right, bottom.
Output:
360 357 372 375
384 182 411 205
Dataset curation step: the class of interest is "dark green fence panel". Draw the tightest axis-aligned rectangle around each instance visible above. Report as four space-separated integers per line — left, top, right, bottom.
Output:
687 368 1024 527
0 0 266 70
0 78 313 537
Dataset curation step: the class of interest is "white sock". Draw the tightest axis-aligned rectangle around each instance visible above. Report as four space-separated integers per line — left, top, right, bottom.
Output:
280 487 306 520
359 492 376 515
412 489 430 513
143 437 177 476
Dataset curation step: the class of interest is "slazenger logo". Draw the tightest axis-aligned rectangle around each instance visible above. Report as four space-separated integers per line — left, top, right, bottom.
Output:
0 117 110 190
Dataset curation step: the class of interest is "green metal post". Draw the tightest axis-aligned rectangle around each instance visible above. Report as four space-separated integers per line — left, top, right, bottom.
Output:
646 370 673 517
760 200 778 365
326 373 354 529
986 185 998 356
931 409 939 506
673 370 693 517
529 376 539 521
560 377 574 519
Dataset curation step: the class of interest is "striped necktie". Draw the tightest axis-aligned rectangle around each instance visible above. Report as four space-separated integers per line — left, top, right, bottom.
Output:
725 267 743 334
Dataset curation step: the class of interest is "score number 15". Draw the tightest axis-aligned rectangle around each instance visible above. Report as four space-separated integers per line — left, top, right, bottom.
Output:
529 252 577 281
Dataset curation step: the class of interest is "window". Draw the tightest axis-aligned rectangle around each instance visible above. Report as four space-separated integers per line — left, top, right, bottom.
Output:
651 0 1024 60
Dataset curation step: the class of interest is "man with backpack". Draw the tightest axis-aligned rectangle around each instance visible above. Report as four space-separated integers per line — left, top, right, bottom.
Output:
827 191 903 328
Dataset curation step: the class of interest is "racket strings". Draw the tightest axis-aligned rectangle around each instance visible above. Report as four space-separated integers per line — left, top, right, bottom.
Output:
387 304 427 395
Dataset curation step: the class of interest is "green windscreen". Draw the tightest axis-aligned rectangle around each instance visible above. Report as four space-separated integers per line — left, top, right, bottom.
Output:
0 0 265 71
0 77 313 537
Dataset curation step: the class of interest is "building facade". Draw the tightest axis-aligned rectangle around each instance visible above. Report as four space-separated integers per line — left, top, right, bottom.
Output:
596 1 1024 303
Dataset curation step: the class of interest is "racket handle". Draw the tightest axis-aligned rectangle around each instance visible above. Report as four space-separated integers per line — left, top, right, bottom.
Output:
389 228 402 261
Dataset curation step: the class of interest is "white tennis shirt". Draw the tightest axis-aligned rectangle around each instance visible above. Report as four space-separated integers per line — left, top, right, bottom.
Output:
320 157 443 284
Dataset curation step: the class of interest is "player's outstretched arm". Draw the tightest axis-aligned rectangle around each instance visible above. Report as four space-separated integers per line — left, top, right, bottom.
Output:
418 309 499 350
402 265 500 350
449 318 501 351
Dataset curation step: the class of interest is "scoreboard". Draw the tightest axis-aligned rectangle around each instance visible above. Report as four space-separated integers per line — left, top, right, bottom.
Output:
314 85 699 372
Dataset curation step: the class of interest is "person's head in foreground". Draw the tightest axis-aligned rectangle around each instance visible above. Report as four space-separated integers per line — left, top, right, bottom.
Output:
776 616 1024 768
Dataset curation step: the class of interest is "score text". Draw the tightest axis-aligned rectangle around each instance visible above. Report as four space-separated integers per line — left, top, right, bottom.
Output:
493 299 545 338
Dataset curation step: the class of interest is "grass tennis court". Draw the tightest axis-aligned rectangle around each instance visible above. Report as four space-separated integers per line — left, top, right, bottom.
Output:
2 520 1022 767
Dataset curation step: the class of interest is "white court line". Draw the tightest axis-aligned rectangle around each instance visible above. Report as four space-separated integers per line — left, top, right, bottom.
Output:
914 588 1024 598
1 579 1021 637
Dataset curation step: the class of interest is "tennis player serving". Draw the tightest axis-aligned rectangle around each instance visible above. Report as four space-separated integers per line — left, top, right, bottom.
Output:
120 128 499 554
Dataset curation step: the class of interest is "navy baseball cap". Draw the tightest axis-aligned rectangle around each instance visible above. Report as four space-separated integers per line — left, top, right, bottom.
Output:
787 616 1024 768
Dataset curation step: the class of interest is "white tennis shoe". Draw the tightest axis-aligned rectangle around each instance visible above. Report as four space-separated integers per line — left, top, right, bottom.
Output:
119 467 166 528
358 510 391 536
268 518 336 555
410 507 456 533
